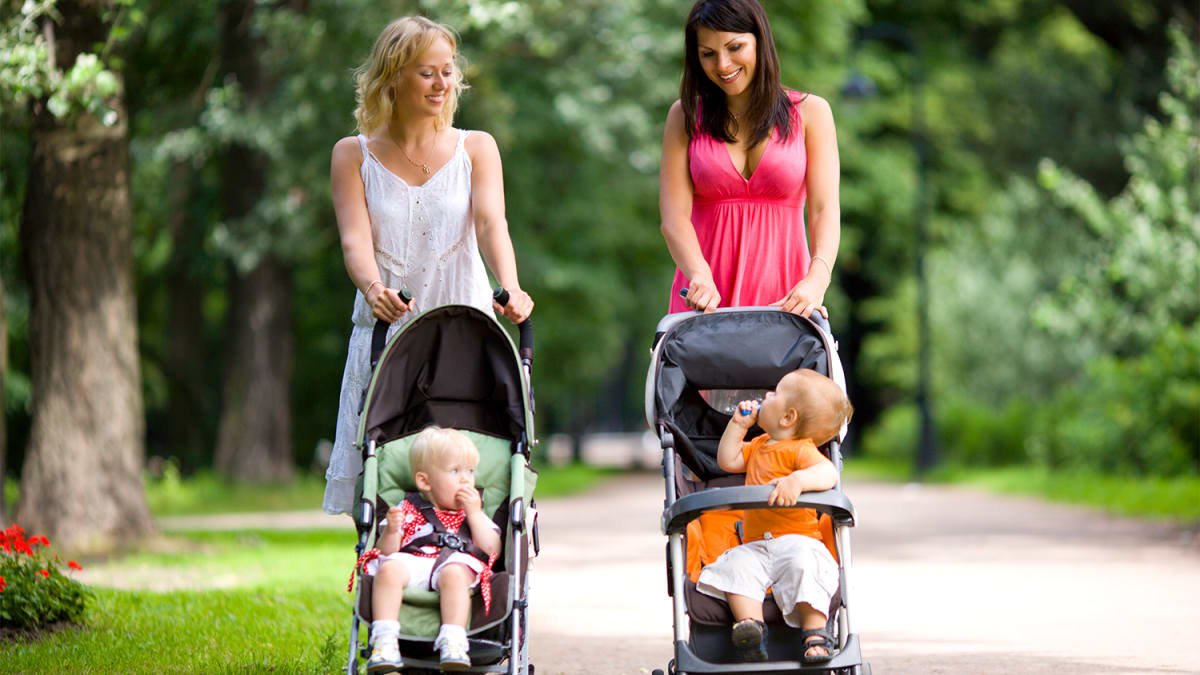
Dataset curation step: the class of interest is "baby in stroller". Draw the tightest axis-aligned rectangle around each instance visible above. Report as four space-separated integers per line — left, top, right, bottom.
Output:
698 369 853 664
366 426 501 673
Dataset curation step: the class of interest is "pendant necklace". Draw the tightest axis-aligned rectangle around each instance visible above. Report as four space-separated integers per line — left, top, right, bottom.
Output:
399 129 438 175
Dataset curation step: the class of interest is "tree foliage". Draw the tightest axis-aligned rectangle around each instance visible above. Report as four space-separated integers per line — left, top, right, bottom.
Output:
2 0 1196 492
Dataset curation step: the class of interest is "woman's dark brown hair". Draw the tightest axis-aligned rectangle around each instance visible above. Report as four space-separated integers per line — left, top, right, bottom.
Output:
681 0 796 146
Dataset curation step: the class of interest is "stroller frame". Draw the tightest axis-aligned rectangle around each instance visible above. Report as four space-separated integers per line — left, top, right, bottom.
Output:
647 307 869 675
345 304 537 675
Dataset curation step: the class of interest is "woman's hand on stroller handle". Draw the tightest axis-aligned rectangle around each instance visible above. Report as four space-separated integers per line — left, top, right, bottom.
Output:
493 287 534 362
769 277 829 320
679 275 720 313
370 287 414 323
492 287 533 324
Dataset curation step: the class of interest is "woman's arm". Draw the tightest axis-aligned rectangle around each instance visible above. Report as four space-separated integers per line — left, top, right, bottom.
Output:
660 100 720 313
771 95 841 318
466 130 533 323
330 137 410 322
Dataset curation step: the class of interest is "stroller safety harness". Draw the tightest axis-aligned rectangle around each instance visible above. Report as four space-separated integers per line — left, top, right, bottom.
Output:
398 491 497 614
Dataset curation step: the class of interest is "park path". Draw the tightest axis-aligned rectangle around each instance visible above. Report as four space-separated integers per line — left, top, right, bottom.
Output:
524 473 1200 675
151 472 1200 674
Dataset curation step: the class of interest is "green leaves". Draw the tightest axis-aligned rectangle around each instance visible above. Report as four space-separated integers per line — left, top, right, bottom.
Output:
1 1 124 125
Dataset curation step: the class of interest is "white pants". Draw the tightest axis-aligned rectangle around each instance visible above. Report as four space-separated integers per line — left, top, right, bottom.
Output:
696 534 839 627
367 552 486 591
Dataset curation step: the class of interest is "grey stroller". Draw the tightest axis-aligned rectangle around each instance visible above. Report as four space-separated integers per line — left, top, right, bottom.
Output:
646 307 869 674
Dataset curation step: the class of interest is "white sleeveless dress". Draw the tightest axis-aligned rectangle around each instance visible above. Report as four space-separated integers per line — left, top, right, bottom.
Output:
323 129 493 515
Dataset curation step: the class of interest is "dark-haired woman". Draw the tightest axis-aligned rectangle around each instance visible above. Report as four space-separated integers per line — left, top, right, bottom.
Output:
660 0 840 318
658 0 843 663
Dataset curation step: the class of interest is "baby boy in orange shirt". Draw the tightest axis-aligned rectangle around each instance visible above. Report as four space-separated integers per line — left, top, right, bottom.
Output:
696 368 853 664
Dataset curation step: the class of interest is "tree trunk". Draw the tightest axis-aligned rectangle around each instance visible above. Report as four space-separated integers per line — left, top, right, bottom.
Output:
211 0 295 482
16 0 153 551
213 257 295 482
164 164 212 468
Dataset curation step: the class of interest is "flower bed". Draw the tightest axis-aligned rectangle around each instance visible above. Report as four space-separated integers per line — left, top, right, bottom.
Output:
1 524 91 630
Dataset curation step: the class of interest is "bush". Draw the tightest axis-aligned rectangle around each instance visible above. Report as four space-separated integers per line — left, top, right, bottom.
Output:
0 524 91 630
1028 326 1200 476
938 398 1034 467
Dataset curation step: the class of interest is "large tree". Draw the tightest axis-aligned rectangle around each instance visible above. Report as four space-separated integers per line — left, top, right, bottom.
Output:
12 0 153 550
211 0 295 482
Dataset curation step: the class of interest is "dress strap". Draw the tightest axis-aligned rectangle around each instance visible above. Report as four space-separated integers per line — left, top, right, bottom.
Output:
356 134 371 166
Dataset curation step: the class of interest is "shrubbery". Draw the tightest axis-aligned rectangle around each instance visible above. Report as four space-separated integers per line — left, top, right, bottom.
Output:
0 524 91 630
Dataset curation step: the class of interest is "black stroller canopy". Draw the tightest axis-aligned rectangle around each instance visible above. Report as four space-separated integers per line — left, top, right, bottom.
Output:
656 311 830 411
363 306 526 445
655 311 831 479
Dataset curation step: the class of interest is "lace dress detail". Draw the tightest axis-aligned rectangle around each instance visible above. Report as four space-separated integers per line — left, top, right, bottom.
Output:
323 130 493 515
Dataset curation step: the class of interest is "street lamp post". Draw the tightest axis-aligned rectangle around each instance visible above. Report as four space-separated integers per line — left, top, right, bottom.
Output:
843 23 938 475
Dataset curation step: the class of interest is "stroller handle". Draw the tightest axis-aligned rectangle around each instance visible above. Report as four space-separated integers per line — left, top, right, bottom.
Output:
368 289 414 370
493 287 534 363
678 287 832 334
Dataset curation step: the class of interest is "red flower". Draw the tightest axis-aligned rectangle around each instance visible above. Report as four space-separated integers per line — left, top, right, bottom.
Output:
0 575 6 591
35 536 50 547
39 569 50 578
68 560 82 571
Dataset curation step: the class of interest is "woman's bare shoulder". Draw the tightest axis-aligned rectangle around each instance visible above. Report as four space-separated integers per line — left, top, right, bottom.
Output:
799 93 833 118
332 135 365 167
463 128 498 152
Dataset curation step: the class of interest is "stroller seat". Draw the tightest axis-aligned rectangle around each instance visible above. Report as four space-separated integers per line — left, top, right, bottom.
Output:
354 430 526 639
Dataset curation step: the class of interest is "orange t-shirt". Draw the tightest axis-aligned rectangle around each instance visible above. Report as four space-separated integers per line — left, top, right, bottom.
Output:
740 434 829 543
686 434 836 581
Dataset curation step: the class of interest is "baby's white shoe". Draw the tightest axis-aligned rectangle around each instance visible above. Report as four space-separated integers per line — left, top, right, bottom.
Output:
366 640 402 673
435 625 471 671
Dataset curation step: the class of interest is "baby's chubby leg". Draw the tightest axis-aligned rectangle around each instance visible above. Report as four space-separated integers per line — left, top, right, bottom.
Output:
727 593 765 623
371 558 413 621
436 562 477 627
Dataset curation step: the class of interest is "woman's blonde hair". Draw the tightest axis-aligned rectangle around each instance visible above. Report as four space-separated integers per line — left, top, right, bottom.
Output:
353 16 468 135
410 425 480 476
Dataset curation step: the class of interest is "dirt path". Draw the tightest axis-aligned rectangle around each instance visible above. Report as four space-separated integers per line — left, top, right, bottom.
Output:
525 473 1200 675
142 473 1200 674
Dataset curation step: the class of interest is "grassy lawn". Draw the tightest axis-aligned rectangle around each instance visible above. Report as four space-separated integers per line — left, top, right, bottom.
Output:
2 529 353 674
139 462 619 518
843 456 1200 524
1 463 621 672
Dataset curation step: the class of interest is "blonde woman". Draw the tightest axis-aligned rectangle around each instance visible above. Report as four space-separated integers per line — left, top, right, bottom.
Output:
324 17 533 516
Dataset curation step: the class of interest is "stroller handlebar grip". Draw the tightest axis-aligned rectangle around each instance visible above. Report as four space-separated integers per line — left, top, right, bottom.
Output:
493 288 533 362
367 289 414 369
678 287 833 333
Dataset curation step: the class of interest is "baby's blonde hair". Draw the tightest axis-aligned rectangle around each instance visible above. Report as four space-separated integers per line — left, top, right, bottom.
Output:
786 369 853 445
353 16 468 135
409 425 479 476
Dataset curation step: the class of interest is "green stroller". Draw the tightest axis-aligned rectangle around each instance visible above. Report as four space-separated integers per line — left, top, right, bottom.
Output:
346 295 538 674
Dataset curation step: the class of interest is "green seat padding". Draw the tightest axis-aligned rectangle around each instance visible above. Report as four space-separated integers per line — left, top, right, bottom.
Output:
374 430 513 517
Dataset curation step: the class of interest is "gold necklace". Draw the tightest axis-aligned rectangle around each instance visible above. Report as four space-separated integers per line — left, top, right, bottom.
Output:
398 129 439 175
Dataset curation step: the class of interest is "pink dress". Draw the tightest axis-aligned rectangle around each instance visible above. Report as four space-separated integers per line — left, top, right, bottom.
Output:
668 90 810 313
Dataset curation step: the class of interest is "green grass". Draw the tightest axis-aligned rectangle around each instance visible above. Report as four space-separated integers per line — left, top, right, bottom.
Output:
529 462 621 499
140 462 617 518
2 529 354 674
843 456 1200 524
1 463 623 672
